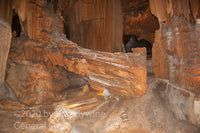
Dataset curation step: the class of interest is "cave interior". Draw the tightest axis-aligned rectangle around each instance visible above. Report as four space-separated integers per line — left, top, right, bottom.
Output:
0 0 200 132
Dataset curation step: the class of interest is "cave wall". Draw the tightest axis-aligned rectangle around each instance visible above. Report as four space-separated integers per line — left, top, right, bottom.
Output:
122 0 159 44
0 0 13 25
1 0 123 53
150 0 200 97
0 0 160 52
60 0 123 52
150 0 200 125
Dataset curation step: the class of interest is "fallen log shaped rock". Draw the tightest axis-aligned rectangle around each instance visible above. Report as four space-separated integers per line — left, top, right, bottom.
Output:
44 42 147 97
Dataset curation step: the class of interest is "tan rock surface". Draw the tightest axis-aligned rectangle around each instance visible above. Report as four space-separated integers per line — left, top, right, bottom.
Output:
0 18 12 95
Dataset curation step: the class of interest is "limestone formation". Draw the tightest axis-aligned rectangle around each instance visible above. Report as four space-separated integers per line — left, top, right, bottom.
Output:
0 18 12 96
150 0 200 98
122 0 159 44
0 0 147 105
0 0 199 132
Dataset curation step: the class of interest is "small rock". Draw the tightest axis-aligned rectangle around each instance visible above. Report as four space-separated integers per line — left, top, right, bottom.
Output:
82 85 89 94
103 89 111 100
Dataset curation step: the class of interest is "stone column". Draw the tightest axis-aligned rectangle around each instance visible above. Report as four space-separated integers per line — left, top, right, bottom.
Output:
0 18 11 95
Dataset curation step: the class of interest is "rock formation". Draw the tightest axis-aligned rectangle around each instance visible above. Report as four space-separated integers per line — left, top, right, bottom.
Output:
0 0 200 132
122 0 159 44
0 18 12 96
150 0 200 125
125 35 152 53
61 0 123 52
150 0 200 98
0 0 147 105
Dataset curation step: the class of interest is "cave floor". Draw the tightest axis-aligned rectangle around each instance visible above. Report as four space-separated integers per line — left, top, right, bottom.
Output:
0 60 199 133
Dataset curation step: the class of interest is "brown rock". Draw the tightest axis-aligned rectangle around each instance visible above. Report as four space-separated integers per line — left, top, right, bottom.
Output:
0 18 12 95
82 85 89 94
152 16 200 97
122 0 159 44
44 45 147 97
3 0 147 105
0 98 25 111
6 60 70 105
63 0 123 52
150 0 200 97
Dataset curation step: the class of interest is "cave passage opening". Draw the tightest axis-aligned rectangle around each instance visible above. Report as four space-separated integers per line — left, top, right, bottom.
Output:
122 0 159 59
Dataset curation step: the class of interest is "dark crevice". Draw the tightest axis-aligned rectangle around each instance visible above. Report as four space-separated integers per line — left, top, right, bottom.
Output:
123 34 152 59
11 9 21 37
63 16 72 40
